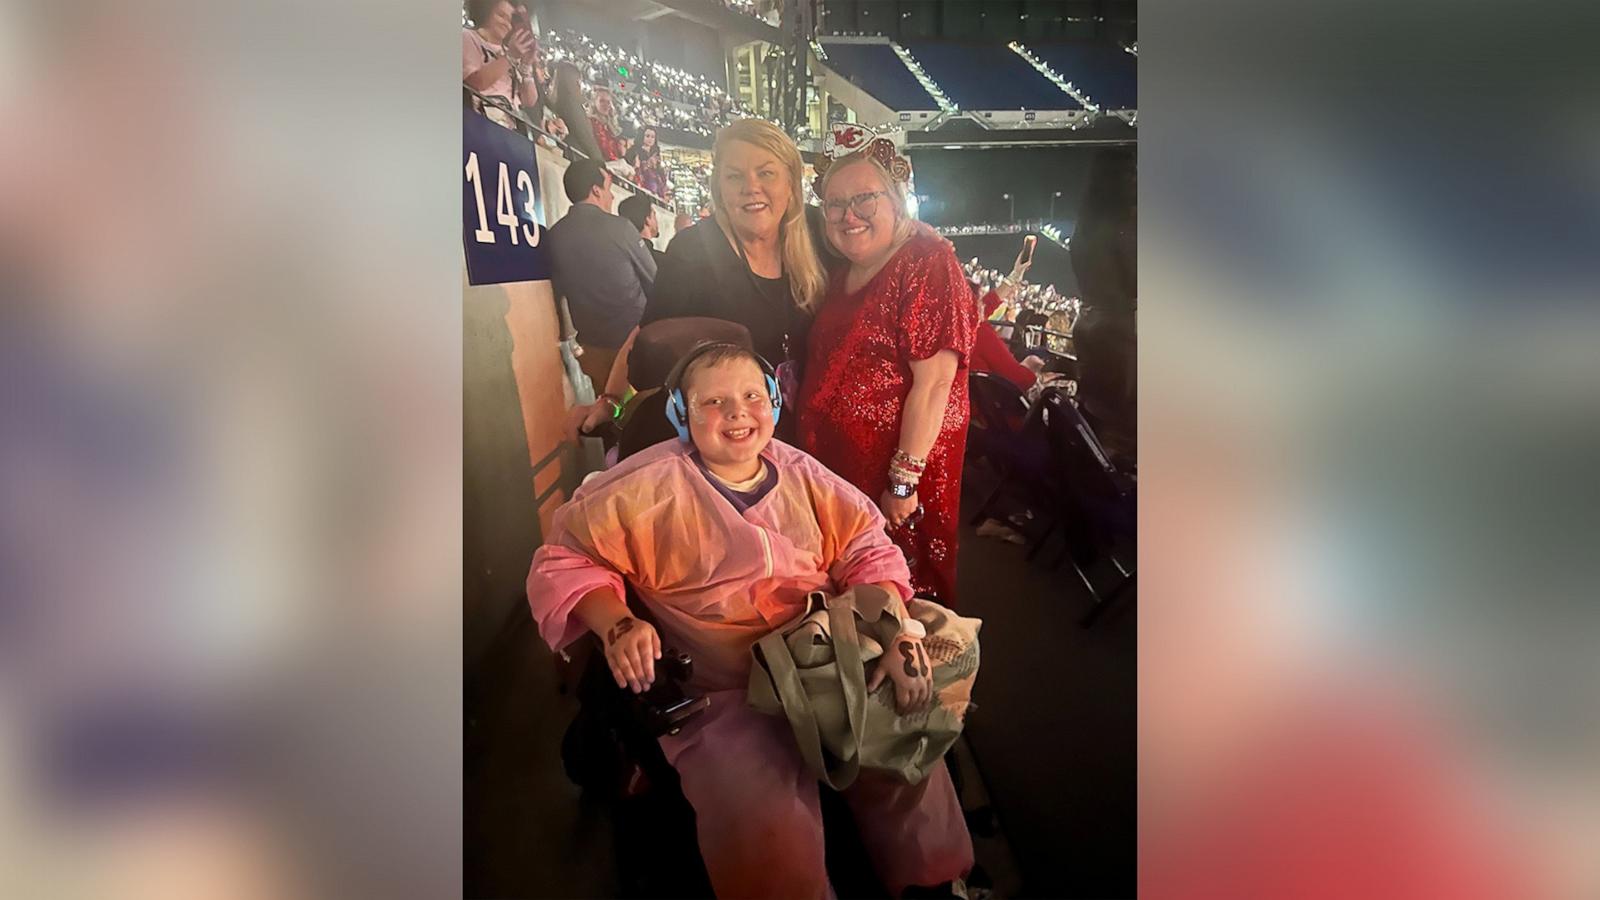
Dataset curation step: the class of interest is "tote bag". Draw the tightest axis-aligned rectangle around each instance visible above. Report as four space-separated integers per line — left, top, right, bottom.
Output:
747 585 981 789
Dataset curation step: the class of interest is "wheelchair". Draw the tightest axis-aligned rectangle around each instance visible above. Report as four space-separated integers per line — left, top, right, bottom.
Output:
560 581 958 897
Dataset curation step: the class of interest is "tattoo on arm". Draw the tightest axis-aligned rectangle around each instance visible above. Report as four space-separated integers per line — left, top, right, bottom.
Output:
606 617 636 646
918 644 930 678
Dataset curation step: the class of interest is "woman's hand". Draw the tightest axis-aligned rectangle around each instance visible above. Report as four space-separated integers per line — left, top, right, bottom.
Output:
879 490 919 529
868 635 934 713
565 401 612 441
599 614 661 693
1009 244 1034 283
503 27 535 62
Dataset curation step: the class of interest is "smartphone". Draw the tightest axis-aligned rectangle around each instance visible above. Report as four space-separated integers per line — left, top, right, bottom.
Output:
1020 234 1037 266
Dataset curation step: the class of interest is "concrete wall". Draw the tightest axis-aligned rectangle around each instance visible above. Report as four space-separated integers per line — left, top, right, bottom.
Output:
464 275 565 665
464 138 673 668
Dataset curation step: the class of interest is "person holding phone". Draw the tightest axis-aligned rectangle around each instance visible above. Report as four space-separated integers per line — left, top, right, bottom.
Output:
971 238 1044 392
463 0 539 128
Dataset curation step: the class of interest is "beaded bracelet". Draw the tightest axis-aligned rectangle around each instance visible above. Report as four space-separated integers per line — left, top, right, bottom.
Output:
892 449 927 471
888 464 921 485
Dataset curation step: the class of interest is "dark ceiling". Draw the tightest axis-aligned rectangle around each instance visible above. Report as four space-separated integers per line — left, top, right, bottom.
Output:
819 0 1136 44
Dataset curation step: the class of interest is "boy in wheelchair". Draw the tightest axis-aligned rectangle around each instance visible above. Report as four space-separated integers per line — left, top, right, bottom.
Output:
529 342 974 898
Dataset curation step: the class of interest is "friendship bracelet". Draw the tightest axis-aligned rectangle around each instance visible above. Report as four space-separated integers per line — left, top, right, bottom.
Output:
891 449 927 471
888 466 921 485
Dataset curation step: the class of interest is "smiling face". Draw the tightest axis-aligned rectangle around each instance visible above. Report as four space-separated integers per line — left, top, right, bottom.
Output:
480 1 514 43
822 159 900 265
716 140 791 242
682 356 774 480
593 90 616 118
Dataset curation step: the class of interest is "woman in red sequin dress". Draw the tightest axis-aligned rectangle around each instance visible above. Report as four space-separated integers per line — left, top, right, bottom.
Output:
797 148 976 604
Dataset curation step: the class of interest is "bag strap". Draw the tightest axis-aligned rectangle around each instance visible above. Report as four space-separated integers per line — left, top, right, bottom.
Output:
824 594 870 768
754 630 861 790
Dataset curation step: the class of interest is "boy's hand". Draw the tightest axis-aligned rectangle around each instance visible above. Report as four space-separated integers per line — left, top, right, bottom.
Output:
601 615 661 693
868 635 934 713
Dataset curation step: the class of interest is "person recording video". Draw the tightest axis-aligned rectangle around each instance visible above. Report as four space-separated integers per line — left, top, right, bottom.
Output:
463 1 540 127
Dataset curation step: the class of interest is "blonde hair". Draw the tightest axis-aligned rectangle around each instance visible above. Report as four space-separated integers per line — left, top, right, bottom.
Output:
819 154 915 247
710 119 827 314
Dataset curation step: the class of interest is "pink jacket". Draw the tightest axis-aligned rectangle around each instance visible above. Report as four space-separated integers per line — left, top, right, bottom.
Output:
528 439 912 690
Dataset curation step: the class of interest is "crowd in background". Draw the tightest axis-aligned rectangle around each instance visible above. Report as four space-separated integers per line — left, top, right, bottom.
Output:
464 2 779 210
540 29 753 138
722 0 779 25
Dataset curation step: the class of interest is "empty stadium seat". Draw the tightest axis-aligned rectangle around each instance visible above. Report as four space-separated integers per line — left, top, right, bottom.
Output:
902 42 1080 111
819 41 940 110
1028 44 1137 110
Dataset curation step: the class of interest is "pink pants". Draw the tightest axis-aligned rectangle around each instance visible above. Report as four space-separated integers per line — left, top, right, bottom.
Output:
658 690 974 899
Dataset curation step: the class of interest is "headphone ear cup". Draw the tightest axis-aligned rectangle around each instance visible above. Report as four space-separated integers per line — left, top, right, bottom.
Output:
665 389 691 442
765 373 782 426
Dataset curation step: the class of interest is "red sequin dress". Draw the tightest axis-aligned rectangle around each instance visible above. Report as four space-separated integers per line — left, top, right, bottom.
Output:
797 233 977 604
590 116 624 161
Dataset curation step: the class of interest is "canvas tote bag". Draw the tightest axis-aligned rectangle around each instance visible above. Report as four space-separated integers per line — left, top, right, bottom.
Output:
747 585 981 790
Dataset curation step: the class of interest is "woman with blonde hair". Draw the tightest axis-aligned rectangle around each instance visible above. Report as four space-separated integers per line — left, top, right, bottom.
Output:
796 126 976 605
575 118 833 439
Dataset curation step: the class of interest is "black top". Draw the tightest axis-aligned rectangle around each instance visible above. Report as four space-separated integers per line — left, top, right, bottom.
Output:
641 207 839 366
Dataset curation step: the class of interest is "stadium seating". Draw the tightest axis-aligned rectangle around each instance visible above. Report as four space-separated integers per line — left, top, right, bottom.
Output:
819 41 940 110
903 42 1080 111
1028 44 1137 110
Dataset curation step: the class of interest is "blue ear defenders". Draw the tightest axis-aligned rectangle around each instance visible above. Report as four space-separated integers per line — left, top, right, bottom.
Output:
663 342 782 443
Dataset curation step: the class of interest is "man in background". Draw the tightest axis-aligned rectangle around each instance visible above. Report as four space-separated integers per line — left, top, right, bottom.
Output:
617 193 666 267
547 159 656 393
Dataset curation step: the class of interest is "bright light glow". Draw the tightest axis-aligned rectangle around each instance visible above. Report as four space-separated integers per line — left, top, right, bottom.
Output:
906 193 920 218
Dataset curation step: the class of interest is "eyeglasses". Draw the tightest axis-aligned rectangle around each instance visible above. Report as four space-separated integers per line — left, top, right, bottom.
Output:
823 190 887 223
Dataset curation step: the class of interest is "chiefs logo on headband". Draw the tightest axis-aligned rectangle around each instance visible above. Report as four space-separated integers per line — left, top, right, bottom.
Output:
814 123 912 198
